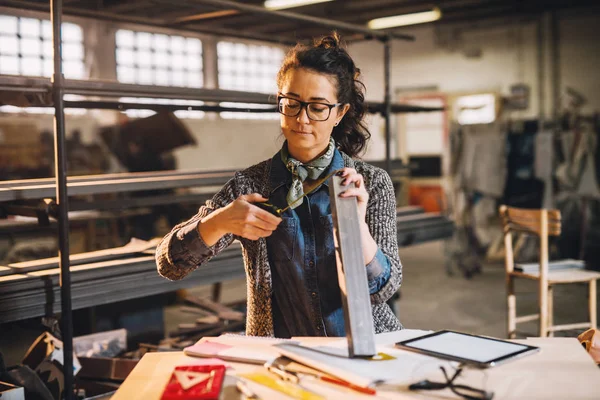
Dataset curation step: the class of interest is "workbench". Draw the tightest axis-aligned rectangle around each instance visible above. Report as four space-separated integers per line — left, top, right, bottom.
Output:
112 330 600 400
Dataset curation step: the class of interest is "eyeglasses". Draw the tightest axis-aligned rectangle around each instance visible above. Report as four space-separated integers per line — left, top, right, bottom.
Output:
277 95 343 122
409 366 494 400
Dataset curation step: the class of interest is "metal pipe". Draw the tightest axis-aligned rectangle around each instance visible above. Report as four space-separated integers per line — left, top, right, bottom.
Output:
0 75 274 103
0 75 444 114
151 0 414 42
551 10 560 122
536 15 545 126
50 1 73 399
383 39 392 174
62 100 278 112
0 171 237 202
0 168 237 189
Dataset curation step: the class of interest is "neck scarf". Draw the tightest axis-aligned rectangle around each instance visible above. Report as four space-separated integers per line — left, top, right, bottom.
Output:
280 137 336 209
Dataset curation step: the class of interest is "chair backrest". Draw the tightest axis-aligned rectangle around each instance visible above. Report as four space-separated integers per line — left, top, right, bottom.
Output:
499 205 561 237
499 205 562 278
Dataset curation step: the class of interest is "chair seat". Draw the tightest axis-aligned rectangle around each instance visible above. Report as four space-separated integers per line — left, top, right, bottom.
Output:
510 268 600 283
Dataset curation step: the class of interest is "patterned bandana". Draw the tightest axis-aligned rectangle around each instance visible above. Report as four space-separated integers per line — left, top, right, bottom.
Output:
280 137 336 209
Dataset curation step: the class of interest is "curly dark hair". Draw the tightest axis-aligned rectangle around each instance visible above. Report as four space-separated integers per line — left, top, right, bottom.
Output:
277 32 371 158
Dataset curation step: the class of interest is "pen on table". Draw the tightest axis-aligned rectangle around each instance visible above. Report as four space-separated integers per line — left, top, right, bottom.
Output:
318 374 377 396
236 378 261 400
265 362 300 383
268 361 377 396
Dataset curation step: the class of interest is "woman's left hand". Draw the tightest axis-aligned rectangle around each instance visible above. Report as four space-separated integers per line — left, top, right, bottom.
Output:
337 167 368 221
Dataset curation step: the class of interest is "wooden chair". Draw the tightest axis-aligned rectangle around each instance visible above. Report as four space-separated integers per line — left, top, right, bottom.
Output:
499 205 600 338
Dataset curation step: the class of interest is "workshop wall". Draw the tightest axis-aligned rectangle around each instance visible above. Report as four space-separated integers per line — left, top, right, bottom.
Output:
350 10 600 122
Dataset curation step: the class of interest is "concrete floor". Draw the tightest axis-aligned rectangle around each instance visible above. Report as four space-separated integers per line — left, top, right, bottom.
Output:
398 241 597 338
2 241 597 368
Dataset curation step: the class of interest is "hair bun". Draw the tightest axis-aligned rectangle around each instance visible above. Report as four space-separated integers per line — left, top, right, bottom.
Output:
315 32 341 49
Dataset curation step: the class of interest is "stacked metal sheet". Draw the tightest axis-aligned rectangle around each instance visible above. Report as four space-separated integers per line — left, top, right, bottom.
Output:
0 244 245 324
0 206 453 324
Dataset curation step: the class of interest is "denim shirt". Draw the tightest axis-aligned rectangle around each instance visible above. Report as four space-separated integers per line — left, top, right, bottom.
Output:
267 148 391 338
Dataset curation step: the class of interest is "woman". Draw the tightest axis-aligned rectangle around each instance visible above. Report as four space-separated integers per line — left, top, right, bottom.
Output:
156 33 402 338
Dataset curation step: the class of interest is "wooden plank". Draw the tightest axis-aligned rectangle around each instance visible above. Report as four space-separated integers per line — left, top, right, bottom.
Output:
329 175 376 358
515 313 539 324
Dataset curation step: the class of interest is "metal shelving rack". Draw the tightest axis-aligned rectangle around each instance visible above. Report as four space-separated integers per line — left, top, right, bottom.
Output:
0 1 439 398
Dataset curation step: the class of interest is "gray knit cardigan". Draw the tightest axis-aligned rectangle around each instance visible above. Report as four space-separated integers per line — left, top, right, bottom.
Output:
155 151 403 336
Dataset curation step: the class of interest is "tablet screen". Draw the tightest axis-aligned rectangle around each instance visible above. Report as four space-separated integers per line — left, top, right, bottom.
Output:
399 331 535 365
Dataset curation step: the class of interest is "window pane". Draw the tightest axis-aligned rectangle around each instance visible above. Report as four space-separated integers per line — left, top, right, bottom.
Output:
19 18 40 38
187 72 202 88
42 39 53 57
172 53 185 70
171 71 184 87
0 16 18 35
118 66 135 83
186 38 201 54
155 69 169 86
138 68 153 84
217 42 232 57
22 57 42 76
153 51 168 68
138 50 152 67
41 20 52 39
116 30 134 48
63 42 83 60
0 55 19 74
136 32 152 49
62 23 82 42
187 54 201 71
0 35 19 55
170 36 184 53
43 59 53 76
21 37 41 56
154 34 169 51
116 48 134 65
64 60 84 79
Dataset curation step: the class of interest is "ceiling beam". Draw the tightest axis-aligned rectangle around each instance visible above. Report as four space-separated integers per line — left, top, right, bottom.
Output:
149 0 415 41
0 0 297 45
170 9 240 25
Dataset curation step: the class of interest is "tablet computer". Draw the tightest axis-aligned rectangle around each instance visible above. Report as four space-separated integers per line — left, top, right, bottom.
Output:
395 330 540 368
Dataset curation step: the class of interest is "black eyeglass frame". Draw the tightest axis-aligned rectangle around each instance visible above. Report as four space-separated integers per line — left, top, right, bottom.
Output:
409 366 494 400
277 95 343 122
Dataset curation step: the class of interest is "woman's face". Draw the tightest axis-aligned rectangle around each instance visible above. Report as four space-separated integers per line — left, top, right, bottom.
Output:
279 68 349 163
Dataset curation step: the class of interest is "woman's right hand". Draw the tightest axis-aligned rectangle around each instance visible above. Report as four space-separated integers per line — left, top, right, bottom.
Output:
199 193 282 244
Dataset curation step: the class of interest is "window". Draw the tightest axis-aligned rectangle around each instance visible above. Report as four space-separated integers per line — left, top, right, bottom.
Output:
217 41 284 119
115 29 204 119
116 29 203 88
0 15 85 114
217 41 283 93
0 15 84 79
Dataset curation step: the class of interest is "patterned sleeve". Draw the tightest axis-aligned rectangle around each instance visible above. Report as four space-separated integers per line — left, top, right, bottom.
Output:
155 175 239 281
364 167 402 304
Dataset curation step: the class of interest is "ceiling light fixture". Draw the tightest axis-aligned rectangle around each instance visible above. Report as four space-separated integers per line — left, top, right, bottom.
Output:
264 0 334 11
368 7 442 29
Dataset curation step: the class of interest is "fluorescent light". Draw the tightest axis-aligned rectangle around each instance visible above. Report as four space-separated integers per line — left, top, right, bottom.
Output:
264 0 334 11
368 7 441 29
